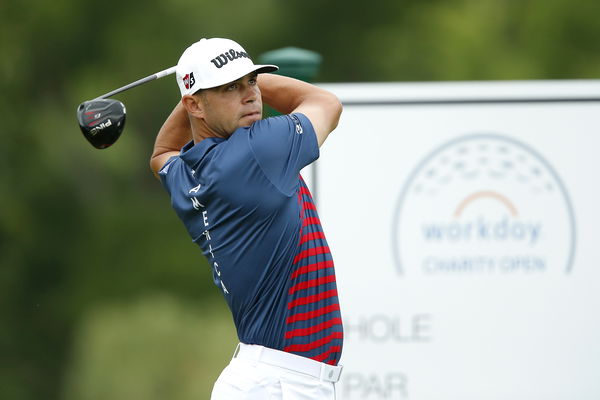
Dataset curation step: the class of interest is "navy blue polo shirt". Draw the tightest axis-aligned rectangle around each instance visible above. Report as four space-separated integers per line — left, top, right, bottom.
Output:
159 113 343 365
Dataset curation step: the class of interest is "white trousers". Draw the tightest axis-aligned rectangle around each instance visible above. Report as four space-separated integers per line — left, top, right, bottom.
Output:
211 344 340 400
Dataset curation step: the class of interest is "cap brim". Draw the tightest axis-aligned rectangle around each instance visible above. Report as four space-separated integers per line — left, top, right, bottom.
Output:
199 64 279 90
254 65 279 74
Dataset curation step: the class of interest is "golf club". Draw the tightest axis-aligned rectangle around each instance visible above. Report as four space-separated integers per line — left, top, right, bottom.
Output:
77 66 176 149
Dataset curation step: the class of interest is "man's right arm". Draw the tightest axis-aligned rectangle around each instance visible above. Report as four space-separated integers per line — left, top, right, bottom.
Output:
150 102 192 179
258 74 342 148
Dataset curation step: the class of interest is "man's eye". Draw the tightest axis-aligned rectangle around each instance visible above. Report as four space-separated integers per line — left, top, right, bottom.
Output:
227 84 238 91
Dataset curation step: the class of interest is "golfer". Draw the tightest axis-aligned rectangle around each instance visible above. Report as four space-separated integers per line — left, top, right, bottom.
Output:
150 37 344 399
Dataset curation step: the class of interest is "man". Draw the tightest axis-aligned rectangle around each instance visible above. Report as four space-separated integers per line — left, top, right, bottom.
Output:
150 38 344 399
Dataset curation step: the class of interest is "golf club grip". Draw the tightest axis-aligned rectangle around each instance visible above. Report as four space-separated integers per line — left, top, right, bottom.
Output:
96 66 177 99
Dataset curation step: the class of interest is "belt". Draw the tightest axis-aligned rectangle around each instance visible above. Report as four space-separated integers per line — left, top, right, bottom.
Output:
234 343 343 383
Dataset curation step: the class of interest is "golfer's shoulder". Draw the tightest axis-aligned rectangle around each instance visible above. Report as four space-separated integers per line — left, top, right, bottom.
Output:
249 114 315 139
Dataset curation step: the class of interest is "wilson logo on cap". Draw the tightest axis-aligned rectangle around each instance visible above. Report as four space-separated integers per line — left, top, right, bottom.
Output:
183 72 195 89
210 49 250 69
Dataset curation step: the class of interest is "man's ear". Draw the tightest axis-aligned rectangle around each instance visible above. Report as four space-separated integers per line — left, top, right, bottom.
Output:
181 94 204 119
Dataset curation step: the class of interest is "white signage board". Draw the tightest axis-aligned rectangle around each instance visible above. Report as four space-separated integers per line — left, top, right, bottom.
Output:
312 80 600 400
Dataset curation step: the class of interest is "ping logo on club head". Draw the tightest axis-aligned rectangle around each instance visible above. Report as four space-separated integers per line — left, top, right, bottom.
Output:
183 72 195 90
89 119 113 136
392 134 576 276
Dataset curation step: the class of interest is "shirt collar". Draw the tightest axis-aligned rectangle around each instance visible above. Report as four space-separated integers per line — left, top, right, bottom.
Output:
179 137 225 169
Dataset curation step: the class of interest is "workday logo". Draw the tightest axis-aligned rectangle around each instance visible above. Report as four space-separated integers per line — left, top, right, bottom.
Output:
392 134 576 276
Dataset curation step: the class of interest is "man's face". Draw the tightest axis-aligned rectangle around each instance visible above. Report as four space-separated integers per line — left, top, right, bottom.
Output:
198 72 262 137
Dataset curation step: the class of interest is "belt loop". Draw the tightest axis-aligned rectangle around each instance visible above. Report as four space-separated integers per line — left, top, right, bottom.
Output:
320 364 343 383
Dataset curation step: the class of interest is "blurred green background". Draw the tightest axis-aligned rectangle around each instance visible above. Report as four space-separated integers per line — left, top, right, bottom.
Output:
1 0 599 399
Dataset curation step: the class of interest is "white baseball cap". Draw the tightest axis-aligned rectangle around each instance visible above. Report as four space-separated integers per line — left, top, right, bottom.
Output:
176 38 278 96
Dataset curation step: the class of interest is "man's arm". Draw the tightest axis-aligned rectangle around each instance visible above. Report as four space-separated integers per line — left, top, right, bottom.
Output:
258 74 342 147
149 102 192 179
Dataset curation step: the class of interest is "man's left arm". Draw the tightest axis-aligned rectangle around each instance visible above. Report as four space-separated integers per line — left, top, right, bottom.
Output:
258 74 342 148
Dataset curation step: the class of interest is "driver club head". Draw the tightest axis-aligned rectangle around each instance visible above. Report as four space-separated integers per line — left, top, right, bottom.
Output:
77 99 126 149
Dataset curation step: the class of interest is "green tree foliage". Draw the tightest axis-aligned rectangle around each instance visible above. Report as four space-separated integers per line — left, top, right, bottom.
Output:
61 295 237 400
1 0 598 399
279 0 600 81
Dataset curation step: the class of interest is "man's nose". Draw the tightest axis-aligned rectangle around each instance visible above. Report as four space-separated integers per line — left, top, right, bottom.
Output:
243 85 259 103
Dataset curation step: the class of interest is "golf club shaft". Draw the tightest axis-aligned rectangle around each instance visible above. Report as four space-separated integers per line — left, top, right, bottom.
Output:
95 66 177 100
